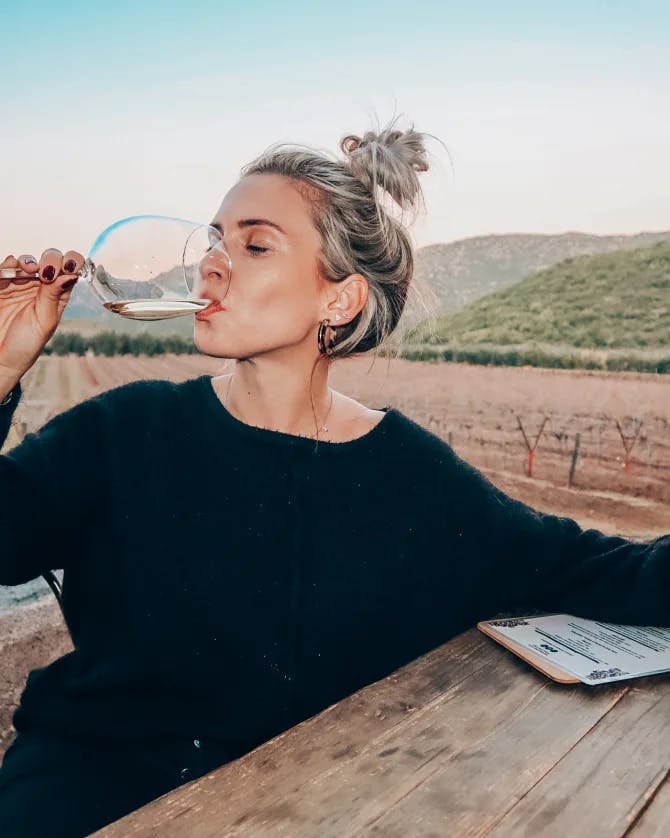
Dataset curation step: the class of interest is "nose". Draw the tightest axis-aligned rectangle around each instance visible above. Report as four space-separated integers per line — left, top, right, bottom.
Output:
192 250 232 299
200 249 228 278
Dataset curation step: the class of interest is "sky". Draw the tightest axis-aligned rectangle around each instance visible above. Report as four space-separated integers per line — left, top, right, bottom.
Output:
1 0 669 257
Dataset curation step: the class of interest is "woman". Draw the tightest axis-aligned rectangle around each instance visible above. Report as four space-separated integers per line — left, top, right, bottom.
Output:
1 117 669 837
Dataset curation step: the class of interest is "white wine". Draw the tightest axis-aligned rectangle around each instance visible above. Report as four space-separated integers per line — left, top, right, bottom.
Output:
103 298 209 320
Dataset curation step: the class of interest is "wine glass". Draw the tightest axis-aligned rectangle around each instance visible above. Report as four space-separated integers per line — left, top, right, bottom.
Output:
1 215 233 321
84 214 232 320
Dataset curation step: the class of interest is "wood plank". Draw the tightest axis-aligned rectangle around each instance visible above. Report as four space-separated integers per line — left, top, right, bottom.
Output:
94 631 627 837
231 657 626 837
626 775 670 836
484 679 670 837
94 630 498 835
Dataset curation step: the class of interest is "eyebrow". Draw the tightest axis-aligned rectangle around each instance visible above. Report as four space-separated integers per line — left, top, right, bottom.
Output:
209 218 286 235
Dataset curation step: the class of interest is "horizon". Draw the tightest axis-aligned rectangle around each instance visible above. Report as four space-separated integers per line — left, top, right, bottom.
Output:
415 227 670 249
1 0 668 256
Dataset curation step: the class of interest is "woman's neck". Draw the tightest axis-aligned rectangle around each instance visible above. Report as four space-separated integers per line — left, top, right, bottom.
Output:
212 366 334 438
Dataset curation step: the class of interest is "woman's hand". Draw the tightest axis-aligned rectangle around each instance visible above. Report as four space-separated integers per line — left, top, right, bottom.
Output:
0 249 85 392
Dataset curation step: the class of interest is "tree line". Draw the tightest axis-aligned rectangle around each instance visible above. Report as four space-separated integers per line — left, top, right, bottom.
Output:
401 345 670 374
45 332 670 373
45 332 199 356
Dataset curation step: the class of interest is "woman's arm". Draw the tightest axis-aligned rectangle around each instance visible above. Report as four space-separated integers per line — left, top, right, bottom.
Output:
448 449 670 627
0 383 102 586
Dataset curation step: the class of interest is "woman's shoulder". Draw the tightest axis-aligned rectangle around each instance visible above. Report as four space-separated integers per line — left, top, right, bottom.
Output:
79 376 184 409
389 407 454 455
93 375 189 404
4 376 210 470
384 411 504 510
32 375 200 434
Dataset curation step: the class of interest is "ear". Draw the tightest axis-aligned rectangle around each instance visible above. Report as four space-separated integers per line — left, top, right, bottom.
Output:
322 273 368 325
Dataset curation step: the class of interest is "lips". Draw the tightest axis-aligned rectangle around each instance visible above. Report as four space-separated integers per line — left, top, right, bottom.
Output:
196 299 226 319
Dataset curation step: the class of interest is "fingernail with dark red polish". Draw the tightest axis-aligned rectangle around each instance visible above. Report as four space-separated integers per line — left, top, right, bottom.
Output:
42 265 56 282
64 260 76 273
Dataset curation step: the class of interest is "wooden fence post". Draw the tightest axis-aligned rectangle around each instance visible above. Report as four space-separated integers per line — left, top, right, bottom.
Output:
516 415 548 478
615 418 642 473
568 432 581 488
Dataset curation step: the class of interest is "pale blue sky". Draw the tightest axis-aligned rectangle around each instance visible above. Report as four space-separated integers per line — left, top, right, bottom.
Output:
1 0 669 255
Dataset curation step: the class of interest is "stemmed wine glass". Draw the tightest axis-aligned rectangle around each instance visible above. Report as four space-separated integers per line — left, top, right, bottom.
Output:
0 215 232 321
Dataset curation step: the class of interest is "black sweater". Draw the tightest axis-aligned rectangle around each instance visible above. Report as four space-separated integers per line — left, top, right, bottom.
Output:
1 375 669 756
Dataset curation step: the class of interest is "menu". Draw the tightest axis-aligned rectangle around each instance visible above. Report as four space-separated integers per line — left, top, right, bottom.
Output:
478 614 670 685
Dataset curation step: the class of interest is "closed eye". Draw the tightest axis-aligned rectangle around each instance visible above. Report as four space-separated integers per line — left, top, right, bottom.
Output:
247 245 269 255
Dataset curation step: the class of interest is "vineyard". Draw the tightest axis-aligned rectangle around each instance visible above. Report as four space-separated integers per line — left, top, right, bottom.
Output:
3 354 669 540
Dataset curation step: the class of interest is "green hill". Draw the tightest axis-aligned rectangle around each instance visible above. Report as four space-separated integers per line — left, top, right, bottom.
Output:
412 230 670 315
408 241 670 349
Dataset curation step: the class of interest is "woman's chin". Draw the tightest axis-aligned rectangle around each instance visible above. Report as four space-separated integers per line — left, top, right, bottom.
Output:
193 330 218 352
193 331 234 358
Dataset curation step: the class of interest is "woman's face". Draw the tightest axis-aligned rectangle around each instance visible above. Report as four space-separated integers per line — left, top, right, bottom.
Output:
193 172 337 361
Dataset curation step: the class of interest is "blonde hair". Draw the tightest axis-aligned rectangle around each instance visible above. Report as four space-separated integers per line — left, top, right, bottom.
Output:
238 113 442 443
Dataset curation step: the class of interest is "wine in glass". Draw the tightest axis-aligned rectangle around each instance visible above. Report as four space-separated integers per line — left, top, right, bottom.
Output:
1 215 232 322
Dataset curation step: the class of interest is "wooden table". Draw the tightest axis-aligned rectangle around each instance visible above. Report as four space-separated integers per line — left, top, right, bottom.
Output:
95 627 670 837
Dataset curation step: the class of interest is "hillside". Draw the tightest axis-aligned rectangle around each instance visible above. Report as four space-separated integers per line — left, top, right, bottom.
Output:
408 240 670 349
413 230 670 315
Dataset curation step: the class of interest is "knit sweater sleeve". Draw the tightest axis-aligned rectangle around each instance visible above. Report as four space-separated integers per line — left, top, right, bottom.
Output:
446 448 670 627
0 380 22 442
0 380 105 586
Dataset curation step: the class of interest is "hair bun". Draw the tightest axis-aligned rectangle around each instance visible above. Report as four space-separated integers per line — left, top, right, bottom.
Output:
340 116 430 213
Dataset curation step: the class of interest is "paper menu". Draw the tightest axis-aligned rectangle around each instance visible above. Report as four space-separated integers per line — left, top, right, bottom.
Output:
478 614 670 685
